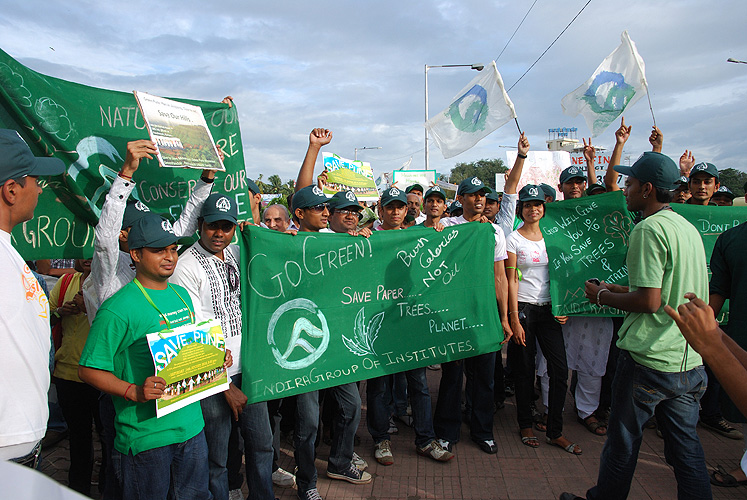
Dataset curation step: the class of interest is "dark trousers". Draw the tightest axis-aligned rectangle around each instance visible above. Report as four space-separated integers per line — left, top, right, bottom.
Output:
54 378 103 496
598 317 622 414
699 364 723 422
508 302 568 439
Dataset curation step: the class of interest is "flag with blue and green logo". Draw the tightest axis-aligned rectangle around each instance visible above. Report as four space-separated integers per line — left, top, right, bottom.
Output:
561 31 648 137
425 61 517 159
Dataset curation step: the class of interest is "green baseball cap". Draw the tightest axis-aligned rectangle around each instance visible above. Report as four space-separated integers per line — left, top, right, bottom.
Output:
381 187 407 206
122 199 152 230
457 176 492 196
714 186 735 200
613 152 680 191
201 193 238 224
127 212 178 250
447 200 463 214
405 183 424 194
485 191 501 202
539 183 556 202
586 182 606 195
246 178 261 195
0 129 64 185
518 184 545 203
425 186 447 201
689 162 719 181
559 166 587 184
329 190 361 210
292 185 329 211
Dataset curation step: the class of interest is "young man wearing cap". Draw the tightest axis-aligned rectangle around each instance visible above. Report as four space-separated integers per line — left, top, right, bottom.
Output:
434 177 512 455
170 194 276 500
366 187 453 466
672 176 692 204
416 186 447 228
711 186 735 207
483 191 500 223
687 162 720 206
79 213 215 500
567 152 711 500
0 129 65 466
557 166 587 200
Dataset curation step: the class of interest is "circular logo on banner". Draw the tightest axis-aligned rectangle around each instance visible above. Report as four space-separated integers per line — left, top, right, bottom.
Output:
135 201 150 212
471 177 481 186
448 85 489 133
345 191 356 201
216 197 231 212
161 220 175 234
529 187 539 196
312 186 324 196
267 298 330 370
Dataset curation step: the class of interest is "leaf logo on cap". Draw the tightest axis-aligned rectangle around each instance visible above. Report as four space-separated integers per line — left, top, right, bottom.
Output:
433 186 441 192
471 177 481 186
216 197 231 212
135 201 150 212
390 188 400 196
568 167 579 174
345 191 356 201
312 186 323 196
529 187 538 196
161 220 175 234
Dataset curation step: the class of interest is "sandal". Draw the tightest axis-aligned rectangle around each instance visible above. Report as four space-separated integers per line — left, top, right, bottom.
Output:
710 465 747 487
578 415 607 436
519 430 539 448
546 437 582 455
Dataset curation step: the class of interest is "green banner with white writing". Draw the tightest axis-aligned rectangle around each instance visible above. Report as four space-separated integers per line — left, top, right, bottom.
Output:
239 224 502 404
541 191 632 316
0 48 249 260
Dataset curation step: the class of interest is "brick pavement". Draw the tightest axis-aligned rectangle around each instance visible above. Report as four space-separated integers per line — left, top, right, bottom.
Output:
40 367 746 500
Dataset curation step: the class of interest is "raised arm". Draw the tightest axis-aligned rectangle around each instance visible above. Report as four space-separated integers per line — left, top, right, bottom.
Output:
679 150 695 177
295 128 332 191
504 132 529 195
649 125 663 153
583 137 598 185
604 117 631 192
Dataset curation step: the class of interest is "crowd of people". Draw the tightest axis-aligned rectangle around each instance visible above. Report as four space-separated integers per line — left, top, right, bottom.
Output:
1 113 747 500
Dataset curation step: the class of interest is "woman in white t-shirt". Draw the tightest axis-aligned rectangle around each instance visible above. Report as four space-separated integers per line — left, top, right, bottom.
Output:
506 185 581 455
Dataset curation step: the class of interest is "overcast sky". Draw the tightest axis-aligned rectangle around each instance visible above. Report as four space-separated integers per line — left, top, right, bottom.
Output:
2 0 746 183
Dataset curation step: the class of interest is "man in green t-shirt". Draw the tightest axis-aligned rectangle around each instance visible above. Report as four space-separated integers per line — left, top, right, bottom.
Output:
563 152 711 500
79 212 212 500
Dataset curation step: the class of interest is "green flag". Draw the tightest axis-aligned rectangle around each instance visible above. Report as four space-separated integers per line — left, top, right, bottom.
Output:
540 191 633 316
0 48 249 259
239 224 502 404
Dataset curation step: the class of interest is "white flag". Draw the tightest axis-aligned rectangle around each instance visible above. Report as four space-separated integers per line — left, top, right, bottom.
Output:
425 61 517 159
561 31 648 137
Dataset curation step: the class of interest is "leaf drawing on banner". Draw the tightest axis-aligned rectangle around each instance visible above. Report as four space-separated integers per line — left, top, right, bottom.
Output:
342 307 383 356
603 211 631 246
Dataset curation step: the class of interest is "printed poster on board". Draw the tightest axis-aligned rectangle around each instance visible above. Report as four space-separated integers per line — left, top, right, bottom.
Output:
506 151 571 199
134 91 225 171
147 319 229 417
321 152 379 201
392 170 437 193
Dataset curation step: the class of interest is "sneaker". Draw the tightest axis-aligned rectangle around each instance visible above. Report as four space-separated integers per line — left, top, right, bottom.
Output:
474 438 498 454
436 438 453 452
352 451 368 471
327 463 372 484
700 418 745 440
395 414 414 427
298 488 323 500
228 489 243 500
374 439 394 465
272 467 296 488
417 440 454 462
387 416 399 434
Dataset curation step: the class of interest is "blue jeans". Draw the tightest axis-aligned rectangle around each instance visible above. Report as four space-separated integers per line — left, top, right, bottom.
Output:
201 392 232 500
366 368 435 448
295 390 320 495
586 351 711 500
327 382 361 473
434 352 496 442
112 430 212 500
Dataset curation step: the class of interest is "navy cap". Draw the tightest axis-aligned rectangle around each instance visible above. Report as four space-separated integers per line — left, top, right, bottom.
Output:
689 162 719 181
122 199 151 229
381 187 407 206
675 176 689 186
292 185 329 211
329 190 361 210
614 152 680 191
246 178 261 195
201 193 238 224
559 166 587 184
0 129 64 185
424 186 447 201
447 200 463 213
518 184 546 203
127 212 178 250
586 182 607 195
457 176 493 196
713 186 735 200
539 183 556 202
486 191 501 202
405 183 424 194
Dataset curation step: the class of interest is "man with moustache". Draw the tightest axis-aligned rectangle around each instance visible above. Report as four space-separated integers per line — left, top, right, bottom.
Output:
687 162 720 206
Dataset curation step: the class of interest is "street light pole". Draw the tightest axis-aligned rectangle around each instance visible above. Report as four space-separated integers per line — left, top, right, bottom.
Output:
354 146 381 161
424 63 484 171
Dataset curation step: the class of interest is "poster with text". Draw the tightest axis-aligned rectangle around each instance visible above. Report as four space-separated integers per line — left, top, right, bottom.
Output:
321 152 379 200
391 170 437 193
506 151 571 199
147 319 229 417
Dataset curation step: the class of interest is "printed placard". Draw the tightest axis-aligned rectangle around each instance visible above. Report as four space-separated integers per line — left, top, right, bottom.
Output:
321 152 379 200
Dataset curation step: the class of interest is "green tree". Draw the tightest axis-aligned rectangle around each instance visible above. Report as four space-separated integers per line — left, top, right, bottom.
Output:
449 158 507 189
717 168 747 197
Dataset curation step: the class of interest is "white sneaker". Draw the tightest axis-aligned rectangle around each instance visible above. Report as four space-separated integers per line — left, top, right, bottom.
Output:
387 416 399 434
352 451 368 471
228 489 243 500
272 467 296 487
374 439 394 465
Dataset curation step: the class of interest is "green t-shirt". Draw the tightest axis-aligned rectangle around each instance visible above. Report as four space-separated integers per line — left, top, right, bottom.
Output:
80 281 203 455
617 210 707 372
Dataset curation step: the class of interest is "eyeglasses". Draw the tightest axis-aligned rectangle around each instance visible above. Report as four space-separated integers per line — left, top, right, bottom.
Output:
335 209 362 220
306 204 330 213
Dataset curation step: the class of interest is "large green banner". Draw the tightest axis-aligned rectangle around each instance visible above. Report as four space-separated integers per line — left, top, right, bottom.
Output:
239 224 502 404
0 48 249 260
540 191 632 316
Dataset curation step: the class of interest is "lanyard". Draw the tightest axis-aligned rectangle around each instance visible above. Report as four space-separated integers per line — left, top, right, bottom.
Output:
133 279 194 331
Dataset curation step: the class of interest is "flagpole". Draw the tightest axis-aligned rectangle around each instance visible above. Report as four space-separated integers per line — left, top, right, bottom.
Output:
514 118 522 134
644 82 656 128
623 30 656 128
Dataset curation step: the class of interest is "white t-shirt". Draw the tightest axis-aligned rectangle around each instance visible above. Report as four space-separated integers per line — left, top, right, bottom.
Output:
0 231 50 459
505 230 551 304
440 216 507 262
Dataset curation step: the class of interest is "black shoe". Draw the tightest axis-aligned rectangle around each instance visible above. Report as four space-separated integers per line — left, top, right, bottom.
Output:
559 493 585 500
473 438 497 454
